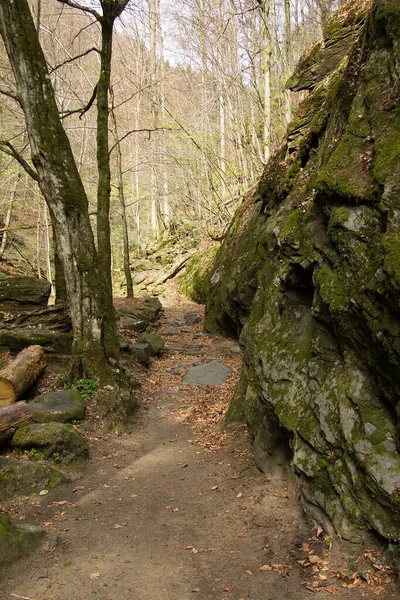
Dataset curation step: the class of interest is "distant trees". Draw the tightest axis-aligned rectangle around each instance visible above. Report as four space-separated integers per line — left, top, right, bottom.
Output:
0 0 348 294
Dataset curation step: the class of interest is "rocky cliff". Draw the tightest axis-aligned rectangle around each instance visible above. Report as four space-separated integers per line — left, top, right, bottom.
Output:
199 0 400 542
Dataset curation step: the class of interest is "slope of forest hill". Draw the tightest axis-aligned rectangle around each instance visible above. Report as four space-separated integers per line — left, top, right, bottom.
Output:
183 0 400 547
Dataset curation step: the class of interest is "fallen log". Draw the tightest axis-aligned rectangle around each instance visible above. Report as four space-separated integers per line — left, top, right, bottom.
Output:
154 252 196 286
0 345 47 406
0 401 31 443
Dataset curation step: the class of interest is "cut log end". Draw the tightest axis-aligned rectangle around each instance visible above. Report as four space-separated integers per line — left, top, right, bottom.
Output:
0 345 46 405
0 377 16 406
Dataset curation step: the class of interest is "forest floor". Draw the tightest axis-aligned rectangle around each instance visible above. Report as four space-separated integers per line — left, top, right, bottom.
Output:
0 286 399 600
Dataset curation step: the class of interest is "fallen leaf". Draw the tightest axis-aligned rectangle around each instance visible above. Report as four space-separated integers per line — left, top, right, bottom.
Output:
211 486 218 490
192 588 201 593
259 565 272 571
223 586 233 592
114 524 123 529
309 555 322 565
89 572 101 580
72 486 84 493
325 586 340 595
301 543 310 553
316 525 323 537
39 490 49 496
236 492 243 498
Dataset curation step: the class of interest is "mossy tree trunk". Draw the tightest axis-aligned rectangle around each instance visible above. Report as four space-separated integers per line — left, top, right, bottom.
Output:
0 0 118 381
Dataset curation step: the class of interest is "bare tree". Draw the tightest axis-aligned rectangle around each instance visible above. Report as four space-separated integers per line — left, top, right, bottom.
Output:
0 0 118 381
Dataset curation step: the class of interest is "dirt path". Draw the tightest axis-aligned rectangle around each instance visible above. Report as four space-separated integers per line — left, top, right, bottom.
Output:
0 294 398 600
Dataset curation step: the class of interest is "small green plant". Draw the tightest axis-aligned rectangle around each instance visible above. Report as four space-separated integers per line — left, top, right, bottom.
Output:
24 448 40 460
52 451 61 463
74 378 97 400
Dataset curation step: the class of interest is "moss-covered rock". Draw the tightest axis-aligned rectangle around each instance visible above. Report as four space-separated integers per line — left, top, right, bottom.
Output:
137 331 165 355
0 456 66 500
0 512 45 564
200 0 400 542
27 389 85 423
0 276 51 313
11 423 89 462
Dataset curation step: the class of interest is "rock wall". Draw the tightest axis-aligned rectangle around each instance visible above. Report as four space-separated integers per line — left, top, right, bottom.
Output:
202 0 400 542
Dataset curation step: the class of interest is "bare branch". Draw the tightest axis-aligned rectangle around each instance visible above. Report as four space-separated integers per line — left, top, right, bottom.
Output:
60 84 98 120
49 46 100 73
56 0 101 21
0 86 21 105
0 142 38 181
108 126 177 154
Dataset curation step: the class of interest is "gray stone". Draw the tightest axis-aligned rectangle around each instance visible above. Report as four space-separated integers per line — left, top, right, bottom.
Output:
184 311 202 325
137 331 165 355
165 342 205 356
27 390 85 423
0 512 46 564
12 423 89 462
120 317 148 333
165 318 181 327
183 360 232 386
0 457 66 500
0 328 72 354
119 334 131 350
130 342 153 364
0 276 51 313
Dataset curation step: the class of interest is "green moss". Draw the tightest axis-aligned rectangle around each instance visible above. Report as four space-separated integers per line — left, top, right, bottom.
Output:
317 266 349 311
316 132 377 201
374 0 400 38
180 245 219 304
0 513 45 564
281 159 302 194
381 231 400 289
373 119 400 189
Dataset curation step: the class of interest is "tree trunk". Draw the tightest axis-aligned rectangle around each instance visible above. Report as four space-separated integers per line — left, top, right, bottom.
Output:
0 172 20 257
0 0 118 381
0 345 46 406
96 12 114 293
110 96 134 298
0 402 31 443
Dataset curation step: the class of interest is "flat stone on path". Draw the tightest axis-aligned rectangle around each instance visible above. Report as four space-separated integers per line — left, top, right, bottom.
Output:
183 360 231 386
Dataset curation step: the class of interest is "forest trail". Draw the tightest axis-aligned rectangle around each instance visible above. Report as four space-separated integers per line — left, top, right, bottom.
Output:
0 290 398 600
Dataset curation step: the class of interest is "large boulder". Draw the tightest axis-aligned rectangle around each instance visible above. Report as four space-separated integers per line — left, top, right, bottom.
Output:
27 389 85 423
0 328 72 354
12 422 89 462
0 456 65 500
0 512 45 564
200 0 400 542
0 276 51 313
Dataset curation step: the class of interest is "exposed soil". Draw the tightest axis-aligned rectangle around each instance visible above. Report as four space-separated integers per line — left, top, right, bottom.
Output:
0 289 398 600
